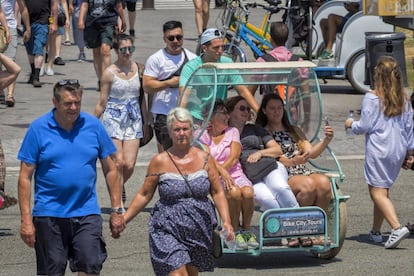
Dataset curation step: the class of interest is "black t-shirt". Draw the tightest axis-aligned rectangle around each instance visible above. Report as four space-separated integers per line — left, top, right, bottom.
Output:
83 0 120 27
26 0 51 25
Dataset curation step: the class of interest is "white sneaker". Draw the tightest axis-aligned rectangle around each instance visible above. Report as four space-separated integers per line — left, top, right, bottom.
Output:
39 66 44 76
45 67 54 76
368 230 383 243
384 226 410 249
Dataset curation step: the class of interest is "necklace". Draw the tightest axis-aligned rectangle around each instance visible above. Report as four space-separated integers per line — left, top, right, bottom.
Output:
116 62 132 74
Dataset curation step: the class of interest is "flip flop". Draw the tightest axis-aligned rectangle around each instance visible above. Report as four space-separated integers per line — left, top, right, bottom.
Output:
287 238 300 247
6 95 15 107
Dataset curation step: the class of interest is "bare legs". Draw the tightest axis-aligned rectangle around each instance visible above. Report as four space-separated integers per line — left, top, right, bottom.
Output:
288 173 332 212
112 139 140 204
193 0 210 35
92 43 111 86
319 14 342 52
226 185 254 231
369 185 401 232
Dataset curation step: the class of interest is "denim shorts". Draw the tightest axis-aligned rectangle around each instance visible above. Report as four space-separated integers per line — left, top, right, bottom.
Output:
34 215 107 275
84 24 115 49
24 23 48 56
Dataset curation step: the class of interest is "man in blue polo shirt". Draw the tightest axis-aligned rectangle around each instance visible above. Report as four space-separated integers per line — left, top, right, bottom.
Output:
17 79 125 275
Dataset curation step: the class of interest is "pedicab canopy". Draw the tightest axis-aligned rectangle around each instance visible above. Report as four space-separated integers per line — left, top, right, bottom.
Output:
178 61 324 143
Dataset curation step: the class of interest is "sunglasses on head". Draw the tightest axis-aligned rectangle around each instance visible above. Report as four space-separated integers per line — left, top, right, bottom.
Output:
166 35 183 42
119 46 136 54
56 79 80 87
238 105 250 112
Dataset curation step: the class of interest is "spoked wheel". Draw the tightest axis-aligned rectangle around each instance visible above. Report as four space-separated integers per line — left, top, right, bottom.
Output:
300 26 318 59
311 188 347 260
223 43 247 62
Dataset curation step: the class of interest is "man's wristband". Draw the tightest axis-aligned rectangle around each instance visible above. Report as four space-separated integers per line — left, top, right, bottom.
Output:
111 207 125 214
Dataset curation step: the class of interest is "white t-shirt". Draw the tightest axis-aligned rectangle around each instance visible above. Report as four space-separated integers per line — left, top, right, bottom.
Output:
144 48 197 115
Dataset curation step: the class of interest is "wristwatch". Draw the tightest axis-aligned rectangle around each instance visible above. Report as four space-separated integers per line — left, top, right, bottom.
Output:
110 207 125 214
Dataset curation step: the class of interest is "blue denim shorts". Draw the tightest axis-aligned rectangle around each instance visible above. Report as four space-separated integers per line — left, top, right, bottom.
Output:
34 215 107 275
24 23 48 56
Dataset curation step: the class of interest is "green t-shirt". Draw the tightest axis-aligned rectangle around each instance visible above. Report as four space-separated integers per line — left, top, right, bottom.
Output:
179 56 243 120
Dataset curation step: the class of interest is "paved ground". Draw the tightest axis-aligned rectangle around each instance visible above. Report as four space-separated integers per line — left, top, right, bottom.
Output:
0 7 413 276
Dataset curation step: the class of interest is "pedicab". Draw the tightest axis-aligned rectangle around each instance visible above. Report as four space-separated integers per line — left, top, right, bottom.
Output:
178 60 349 259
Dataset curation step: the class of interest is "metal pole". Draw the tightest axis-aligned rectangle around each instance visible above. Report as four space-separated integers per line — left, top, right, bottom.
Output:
142 0 155 10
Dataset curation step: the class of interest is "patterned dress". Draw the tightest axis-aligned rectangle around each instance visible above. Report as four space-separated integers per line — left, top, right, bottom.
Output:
148 157 217 276
101 69 143 140
271 130 313 176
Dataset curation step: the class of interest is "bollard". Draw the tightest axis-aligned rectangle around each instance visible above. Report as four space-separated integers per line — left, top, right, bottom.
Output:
142 0 155 10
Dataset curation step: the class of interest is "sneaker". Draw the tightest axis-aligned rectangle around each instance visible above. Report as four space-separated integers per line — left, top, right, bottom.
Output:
368 230 383 243
39 66 44 77
129 29 135 38
243 231 259 249
235 232 248 250
78 52 86 62
384 226 410 249
319 49 334 60
53 56 65 66
45 67 54 76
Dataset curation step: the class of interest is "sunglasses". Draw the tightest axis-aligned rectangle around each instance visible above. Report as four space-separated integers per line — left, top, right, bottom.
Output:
119 46 136 54
56 79 80 87
166 35 183 42
238 105 251 112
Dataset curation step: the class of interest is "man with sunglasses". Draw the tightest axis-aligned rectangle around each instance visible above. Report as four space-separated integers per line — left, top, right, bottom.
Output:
143 20 196 152
17 79 125 275
179 28 259 127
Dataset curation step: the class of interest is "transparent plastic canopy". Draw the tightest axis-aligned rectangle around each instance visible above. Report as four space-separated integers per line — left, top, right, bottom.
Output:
178 61 323 143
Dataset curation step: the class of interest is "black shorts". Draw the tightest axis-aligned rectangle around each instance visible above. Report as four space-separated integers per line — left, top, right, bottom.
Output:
34 215 107 275
154 114 172 150
122 0 137 11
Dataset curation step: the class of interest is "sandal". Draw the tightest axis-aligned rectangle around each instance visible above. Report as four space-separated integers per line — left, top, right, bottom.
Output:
299 237 313 247
287 238 300 247
6 95 15 107
311 236 331 246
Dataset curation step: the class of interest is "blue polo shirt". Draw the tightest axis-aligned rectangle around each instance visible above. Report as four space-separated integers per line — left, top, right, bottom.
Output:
18 109 116 218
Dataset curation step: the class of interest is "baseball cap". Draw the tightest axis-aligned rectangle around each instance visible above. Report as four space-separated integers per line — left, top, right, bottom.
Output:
200 28 223 45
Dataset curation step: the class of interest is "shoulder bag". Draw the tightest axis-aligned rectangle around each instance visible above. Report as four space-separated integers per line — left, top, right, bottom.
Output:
136 62 154 147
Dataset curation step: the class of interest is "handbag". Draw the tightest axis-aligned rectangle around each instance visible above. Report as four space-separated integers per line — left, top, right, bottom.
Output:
167 152 222 258
0 26 9 53
137 62 154 147
57 10 66 27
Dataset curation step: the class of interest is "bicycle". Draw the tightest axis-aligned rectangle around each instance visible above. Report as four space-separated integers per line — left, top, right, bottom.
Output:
217 0 282 62
218 0 316 62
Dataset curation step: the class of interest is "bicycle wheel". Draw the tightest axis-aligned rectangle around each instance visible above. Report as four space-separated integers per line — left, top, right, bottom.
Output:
300 26 318 58
223 43 247 62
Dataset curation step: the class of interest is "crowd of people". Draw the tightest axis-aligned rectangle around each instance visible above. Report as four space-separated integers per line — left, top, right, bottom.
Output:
0 1 413 275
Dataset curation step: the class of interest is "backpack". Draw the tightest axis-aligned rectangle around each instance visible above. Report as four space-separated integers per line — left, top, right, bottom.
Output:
259 53 300 103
